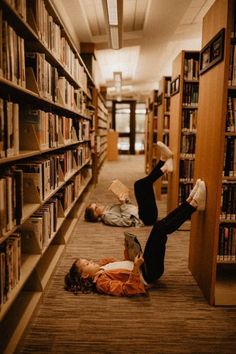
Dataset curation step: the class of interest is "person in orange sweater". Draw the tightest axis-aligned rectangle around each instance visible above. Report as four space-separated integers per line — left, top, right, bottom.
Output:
64 178 206 296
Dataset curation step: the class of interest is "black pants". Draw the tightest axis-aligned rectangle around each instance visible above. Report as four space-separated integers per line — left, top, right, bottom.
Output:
134 160 164 225
141 201 196 283
134 160 196 284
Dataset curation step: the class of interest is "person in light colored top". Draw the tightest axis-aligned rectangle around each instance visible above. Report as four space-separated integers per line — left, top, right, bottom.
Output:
65 177 207 296
84 142 174 227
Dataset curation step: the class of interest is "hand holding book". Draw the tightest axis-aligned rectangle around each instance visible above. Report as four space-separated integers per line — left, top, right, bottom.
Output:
108 179 130 203
124 231 142 261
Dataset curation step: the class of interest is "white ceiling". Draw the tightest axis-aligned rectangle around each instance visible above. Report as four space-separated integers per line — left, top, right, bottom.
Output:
53 0 215 100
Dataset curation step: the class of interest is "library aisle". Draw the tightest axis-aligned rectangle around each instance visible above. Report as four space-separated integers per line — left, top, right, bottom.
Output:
19 155 236 354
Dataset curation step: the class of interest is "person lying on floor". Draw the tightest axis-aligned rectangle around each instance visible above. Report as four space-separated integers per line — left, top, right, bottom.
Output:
64 178 206 296
84 141 173 227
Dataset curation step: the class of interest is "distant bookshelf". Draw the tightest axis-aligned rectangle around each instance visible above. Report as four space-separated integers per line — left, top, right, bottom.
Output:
155 76 171 197
168 50 199 214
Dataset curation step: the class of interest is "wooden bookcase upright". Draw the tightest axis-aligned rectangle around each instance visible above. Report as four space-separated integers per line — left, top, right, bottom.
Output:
155 76 171 197
189 0 236 306
92 88 109 183
144 90 162 199
0 0 107 352
167 50 199 214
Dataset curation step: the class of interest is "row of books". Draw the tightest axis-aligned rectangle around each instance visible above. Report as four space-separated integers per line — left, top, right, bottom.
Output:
0 232 21 308
179 158 195 181
163 115 170 130
0 98 92 159
164 79 171 96
178 182 193 205
182 109 197 132
228 44 236 86
0 14 26 86
26 51 85 112
181 133 196 154
0 169 23 237
0 99 19 158
0 166 92 309
164 97 170 112
182 83 199 106
184 58 199 81
5 0 26 20
226 95 236 132
223 136 236 176
21 105 91 147
21 197 59 253
162 133 169 147
0 15 89 112
0 146 91 237
26 0 88 90
220 182 236 220
218 224 236 261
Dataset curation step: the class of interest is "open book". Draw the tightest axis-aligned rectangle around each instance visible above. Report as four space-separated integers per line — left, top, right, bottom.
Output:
124 232 142 261
108 179 130 201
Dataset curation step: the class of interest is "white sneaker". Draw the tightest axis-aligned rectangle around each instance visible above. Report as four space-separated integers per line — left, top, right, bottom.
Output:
193 181 206 211
157 141 173 160
189 178 201 199
163 158 173 173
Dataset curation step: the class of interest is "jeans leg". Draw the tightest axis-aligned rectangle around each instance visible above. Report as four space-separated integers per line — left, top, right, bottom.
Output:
134 160 164 225
141 202 196 283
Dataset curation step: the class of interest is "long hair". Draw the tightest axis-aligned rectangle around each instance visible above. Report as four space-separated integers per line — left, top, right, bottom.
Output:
64 260 96 295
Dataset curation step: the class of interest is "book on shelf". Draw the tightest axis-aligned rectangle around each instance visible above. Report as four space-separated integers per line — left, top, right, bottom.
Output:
0 99 19 158
20 105 50 150
108 179 130 200
0 231 21 308
124 232 142 261
0 169 23 237
218 224 236 261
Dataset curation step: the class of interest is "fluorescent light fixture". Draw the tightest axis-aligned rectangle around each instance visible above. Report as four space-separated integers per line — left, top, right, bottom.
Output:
110 27 119 50
102 0 123 50
113 71 122 93
107 0 118 25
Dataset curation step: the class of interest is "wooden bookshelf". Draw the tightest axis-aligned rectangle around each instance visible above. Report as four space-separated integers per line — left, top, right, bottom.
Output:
92 88 109 183
0 0 107 351
189 0 236 305
155 76 171 197
167 50 199 214
145 90 162 197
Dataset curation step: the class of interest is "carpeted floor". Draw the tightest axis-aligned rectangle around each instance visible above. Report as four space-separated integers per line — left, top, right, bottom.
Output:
19 155 236 354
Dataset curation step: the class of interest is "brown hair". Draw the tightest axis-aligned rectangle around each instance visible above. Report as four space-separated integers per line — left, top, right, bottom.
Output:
64 259 96 294
84 204 99 222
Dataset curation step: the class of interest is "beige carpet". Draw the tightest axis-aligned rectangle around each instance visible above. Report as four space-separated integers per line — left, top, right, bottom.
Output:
19 155 236 354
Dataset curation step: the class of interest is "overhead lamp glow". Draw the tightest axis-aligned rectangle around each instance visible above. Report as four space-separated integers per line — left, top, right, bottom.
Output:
110 27 119 50
107 0 118 25
103 0 123 50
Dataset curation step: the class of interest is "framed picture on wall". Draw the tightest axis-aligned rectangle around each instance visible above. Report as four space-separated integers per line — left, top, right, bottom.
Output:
200 28 225 75
170 75 180 96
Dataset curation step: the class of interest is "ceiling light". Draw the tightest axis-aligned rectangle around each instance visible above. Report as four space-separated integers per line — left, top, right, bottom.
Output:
110 27 119 50
107 0 118 25
102 0 123 50
113 71 122 93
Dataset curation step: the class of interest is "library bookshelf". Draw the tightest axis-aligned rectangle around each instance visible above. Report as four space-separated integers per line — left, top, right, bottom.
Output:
145 90 163 198
167 50 199 216
92 88 109 183
0 0 107 352
189 0 236 306
155 76 171 197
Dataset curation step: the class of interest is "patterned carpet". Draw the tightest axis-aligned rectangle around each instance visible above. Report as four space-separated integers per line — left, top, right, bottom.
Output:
19 155 236 354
